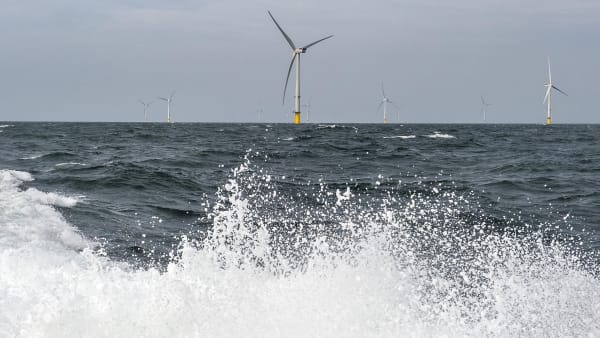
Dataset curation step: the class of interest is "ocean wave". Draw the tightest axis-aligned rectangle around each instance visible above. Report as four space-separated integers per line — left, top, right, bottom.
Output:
36 151 79 161
0 170 88 251
1 158 599 337
0 125 14 128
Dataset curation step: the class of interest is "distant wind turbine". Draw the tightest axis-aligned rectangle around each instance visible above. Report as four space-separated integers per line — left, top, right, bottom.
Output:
158 91 176 124
543 57 567 125
138 100 153 122
480 96 491 122
257 103 263 122
301 98 312 122
377 83 400 124
268 11 333 124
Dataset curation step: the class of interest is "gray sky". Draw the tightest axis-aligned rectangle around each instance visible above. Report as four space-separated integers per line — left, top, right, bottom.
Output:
1 0 599 123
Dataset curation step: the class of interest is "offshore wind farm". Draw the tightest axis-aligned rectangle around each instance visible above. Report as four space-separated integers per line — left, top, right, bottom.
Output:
1 4 594 124
2 1 600 337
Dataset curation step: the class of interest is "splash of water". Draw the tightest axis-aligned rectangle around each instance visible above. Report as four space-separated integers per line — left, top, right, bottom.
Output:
1 154 599 337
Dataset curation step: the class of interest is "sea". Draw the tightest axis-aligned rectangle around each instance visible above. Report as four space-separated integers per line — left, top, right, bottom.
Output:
1 122 599 337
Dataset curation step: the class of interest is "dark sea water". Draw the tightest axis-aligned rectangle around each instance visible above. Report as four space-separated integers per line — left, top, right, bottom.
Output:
1 122 599 336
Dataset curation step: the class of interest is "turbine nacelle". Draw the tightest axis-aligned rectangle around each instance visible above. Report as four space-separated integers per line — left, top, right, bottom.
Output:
295 48 307 54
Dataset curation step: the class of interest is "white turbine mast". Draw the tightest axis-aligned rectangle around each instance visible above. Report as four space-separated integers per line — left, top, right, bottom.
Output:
158 91 176 124
543 57 567 125
268 11 333 124
377 83 400 124
480 96 491 123
138 100 153 122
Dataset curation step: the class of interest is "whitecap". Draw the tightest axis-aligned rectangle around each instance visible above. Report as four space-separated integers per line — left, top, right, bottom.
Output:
20 154 44 160
383 135 416 139
425 131 455 139
55 162 87 167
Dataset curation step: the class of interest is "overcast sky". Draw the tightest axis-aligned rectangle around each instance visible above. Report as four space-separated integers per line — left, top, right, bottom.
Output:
1 0 599 123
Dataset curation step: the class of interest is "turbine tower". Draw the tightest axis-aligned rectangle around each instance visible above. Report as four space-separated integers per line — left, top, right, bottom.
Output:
158 91 176 124
480 96 491 122
268 11 333 124
543 58 567 125
378 83 399 124
138 100 153 122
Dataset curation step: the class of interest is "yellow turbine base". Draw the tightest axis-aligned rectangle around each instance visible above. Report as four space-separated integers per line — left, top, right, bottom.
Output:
546 117 552 125
384 118 387 124
294 112 301 125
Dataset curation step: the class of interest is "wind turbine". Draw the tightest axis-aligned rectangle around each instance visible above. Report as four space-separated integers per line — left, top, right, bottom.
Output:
543 57 567 125
480 96 491 122
138 100 153 122
377 83 399 124
257 102 263 122
158 91 175 124
268 11 333 124
301 98 312 122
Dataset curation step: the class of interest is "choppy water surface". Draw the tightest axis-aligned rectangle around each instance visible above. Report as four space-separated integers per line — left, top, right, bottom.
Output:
1 122 599 337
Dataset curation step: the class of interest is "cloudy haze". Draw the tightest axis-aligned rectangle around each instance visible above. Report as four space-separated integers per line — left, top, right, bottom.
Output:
1 0 599 123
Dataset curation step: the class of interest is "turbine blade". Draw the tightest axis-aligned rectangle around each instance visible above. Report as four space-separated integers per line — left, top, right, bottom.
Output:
282 54 296 104
552 85 568 96
543 86 551 104
377 101 384 112
547 57 552 84
480 96 486 105
391 102 401 111
170 91 176 100
158 97 168 102
381 82 386 98
268 11 296 50
302 35 334 50
139 100 145 105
